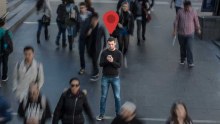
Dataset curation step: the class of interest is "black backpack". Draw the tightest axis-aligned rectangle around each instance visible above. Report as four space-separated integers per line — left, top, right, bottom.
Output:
56 3 68 23
1 30 13 55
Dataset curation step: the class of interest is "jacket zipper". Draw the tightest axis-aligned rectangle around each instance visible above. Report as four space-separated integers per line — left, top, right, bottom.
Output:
73 97 78 124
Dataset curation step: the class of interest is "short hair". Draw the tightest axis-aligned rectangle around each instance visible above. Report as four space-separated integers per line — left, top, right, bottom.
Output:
184 0 191 7
24 46 34 53
107 37 116 42
91 12 99 19
69 77 80 85
79 2 87 7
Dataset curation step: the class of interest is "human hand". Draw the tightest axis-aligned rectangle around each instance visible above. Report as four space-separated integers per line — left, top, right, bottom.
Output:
118 23 123 28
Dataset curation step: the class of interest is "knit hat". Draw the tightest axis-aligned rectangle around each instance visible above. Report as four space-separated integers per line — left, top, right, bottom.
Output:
121 101 136 113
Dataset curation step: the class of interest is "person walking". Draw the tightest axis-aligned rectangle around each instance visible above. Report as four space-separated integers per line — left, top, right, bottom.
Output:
111 102 143 124
78 2 92 75
0 17 13 82
65 0 79 51
55 0 68 48
18 82 52 124
170 0 185 14
85 0 95 14
13 46 44 102
87 13 107 81
52 77 95 124
166 101 193 124
36 0 52 44
96 37 122 121
173 0 201 68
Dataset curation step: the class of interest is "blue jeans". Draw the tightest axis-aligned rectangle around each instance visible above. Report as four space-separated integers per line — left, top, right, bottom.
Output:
100 76 121 116
178 34 194 64
67 24 77 37
56 21 66 44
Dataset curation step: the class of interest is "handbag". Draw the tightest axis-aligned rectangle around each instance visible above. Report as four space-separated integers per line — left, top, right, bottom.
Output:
146 14 151 23
42 14 51 25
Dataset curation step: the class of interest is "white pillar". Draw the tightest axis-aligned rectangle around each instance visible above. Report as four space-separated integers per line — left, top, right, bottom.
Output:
0 0 7 18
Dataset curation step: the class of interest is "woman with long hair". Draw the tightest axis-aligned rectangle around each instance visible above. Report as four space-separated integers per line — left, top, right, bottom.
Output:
166 101 193 124
36 0 52 44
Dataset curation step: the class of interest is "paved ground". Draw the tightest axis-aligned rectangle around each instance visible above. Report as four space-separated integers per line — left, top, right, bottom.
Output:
1 0 220 124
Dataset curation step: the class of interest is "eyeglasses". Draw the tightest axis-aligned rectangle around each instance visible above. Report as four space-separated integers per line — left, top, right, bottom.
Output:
71 84 79 87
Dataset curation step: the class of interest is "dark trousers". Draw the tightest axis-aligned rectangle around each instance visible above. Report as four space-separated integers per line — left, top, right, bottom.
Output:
91 50 99 75
178 34 194 64
175 6 181 14
0 54 8 79
118 35 129 55
37 21 49 41
79 36 87 69
56 22 66 44
136 19 147 40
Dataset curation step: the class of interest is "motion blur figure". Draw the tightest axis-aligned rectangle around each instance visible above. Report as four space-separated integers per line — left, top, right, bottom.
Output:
166 101 193 124
111 102 143 124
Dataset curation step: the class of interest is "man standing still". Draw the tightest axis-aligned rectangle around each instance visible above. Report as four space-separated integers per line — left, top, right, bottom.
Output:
173 1 201 68
96 37 122 121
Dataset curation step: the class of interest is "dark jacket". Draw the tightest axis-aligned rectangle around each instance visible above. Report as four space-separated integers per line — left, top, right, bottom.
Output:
52 89 94 124
18 94 52 124
0 96 12 124
118 10 134 35
131 0 150 19
111 116 143 124
87 23 107 58
78 11 92 38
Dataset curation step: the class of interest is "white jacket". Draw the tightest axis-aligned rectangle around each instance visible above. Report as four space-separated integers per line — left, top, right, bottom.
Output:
13 59 44 102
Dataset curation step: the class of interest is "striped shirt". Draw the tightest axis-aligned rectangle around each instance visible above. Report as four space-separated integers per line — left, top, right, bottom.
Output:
174 8 200 35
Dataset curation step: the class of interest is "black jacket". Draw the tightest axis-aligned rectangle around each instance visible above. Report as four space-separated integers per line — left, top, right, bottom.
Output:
118 10 134 35
52 89 94 124
17 95 52 124
130 0 151 19
87 23 107 58
111 116 143 124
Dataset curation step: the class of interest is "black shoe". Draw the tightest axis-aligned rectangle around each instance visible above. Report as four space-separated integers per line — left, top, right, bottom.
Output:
45 35 50 41
78 69 85 75
137 39 141 46
142 35 146 41
69 45 72 51
37 40 40 44
62 43 67 48
56 41 60 46
96 115 104 121
188 63 195 68
90 76 99 81
2 76 8 82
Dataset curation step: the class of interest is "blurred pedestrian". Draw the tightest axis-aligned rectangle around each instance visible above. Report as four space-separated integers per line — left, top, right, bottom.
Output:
166 101 193 124
173 1 201 68
13 46 44 102
36 0 52 44
18 82 52 124
170 0 184 14
117 0 132 12
131 0 151 45
85 0 95 14
111 102 143 124
55 0 68 48
86 12 107 81
65 0 79 51
52 77 95 124
0 96 12 124
117 1 134 67
78 2 92 75
0 17 13 82
96 37 122 121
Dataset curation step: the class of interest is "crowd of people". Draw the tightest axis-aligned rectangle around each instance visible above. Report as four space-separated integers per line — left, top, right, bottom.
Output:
0 0 201 123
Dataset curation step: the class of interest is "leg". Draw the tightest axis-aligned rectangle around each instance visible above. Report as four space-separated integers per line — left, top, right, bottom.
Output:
178 34 187 63
123 35 129 55
111 76 121 115
142 20 147 40
37 21 43 43
44 24 49 41
79 37 86 69
61 24 67 47
136 20 142 42
56 22 62 45
186 34 194 64
91 53 99 75
175 7 181 14
2 54 8 80
118 36 123 53
100 76 110 116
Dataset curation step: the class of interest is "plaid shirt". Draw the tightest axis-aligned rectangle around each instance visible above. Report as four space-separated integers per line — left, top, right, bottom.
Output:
174 8 200 35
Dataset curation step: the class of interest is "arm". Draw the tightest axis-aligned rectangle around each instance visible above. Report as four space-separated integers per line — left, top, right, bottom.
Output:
193 11 201 33
111 52 122 68
129 13 135 35
46 0 52 17
173 11 180 36
170 0 174 8
38 63 44 90
99 51 109 67
52 93 65 124
83 95 95 123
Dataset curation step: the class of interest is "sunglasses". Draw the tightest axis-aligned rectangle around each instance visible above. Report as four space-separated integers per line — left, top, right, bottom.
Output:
71 84 79 87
